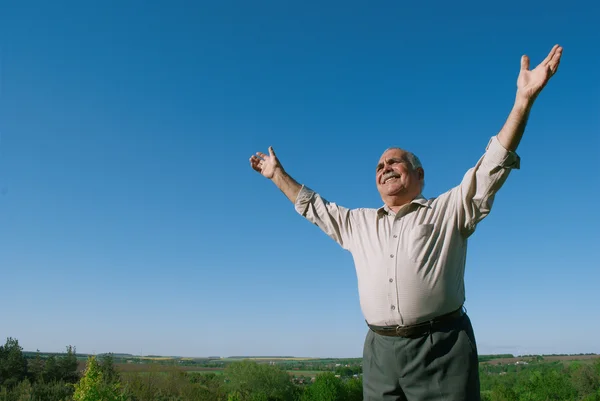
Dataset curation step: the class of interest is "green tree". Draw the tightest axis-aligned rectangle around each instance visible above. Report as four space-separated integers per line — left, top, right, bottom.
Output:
228 391 242 401
188 372 227 401
301 372 346 401
6 378 33 400
57 345 79 384
42 355 58 382
120 365 221 401
525 368 577 400
488 384 518 401
334 366 355 378
73 356 124 401
344 377 363 401
225 360 296 401
28 349 45 383
97 353 120 385
572 364 600 398
582 388 600 401
31 380 74 401
0 337 28 389
38 346 79 385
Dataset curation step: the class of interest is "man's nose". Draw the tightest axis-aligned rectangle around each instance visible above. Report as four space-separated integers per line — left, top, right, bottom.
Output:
379 167 391 181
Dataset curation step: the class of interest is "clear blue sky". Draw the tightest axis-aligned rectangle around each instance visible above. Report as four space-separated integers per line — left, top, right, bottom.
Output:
1 1 598 358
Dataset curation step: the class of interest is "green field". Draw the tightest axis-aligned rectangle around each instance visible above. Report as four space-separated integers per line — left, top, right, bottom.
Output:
216 357 325 362
116 364 324 378
187 370 225 375
287 370 322 377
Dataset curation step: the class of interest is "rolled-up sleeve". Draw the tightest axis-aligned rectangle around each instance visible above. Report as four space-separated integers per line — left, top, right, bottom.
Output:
455 136 521 236
295 185 353 250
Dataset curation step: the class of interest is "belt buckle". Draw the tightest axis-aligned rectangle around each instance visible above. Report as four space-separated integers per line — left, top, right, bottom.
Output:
395 325 404 336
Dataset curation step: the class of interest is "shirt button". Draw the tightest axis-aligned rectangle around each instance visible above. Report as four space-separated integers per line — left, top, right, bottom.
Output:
391 305 396 310
389 278 393 282
390 254 394 258
393 235 398 238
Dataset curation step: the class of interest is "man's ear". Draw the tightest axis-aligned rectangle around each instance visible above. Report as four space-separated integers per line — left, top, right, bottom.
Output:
417 167 425 181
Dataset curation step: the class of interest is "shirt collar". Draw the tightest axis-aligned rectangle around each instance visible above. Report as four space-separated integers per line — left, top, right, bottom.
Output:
377 194 431 216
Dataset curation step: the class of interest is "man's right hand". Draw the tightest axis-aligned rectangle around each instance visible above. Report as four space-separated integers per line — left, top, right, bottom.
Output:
250 146 282 179
249 146 302 203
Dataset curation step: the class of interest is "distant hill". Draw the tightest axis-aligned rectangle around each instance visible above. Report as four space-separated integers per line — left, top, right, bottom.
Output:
98 353 136 358
21 350 598 361
227 356 296 359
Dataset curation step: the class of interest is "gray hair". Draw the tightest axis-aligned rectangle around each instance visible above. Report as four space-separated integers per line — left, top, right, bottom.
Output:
383 147 425 192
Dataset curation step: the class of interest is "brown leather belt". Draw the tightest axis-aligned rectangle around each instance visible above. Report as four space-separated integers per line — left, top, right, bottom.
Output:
368 307 465 338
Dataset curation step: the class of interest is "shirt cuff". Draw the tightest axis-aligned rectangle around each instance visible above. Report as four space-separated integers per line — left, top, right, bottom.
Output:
294 185 315 216
485 136 521 169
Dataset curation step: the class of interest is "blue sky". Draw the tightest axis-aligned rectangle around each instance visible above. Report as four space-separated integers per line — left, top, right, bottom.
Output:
1 1 598 358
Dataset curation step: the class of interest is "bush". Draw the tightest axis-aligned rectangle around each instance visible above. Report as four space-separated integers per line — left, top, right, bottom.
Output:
73 356 124 401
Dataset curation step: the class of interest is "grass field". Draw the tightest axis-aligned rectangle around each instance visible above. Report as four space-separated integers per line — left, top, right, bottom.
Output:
482 354 600 365
109 363 325 378
188 370 225 375
287 370 322 377
76 354 599 378
114 364 223 373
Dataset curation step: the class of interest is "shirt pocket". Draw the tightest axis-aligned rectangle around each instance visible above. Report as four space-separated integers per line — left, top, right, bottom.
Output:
407 223 435 263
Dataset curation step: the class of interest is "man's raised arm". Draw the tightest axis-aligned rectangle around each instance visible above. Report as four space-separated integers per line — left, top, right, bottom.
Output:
249 146 302 203
497 44 563 152
453 44 563 236
249 146 355 250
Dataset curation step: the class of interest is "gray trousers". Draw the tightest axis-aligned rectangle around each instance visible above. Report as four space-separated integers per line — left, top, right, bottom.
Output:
362 314 481 401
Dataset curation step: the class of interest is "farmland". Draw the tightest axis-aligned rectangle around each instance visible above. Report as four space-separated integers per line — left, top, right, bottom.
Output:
482 353 600 365
68 351 600 380
70 354 362 379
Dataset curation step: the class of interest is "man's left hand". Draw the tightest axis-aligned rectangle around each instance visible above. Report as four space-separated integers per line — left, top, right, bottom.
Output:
517 44 563 103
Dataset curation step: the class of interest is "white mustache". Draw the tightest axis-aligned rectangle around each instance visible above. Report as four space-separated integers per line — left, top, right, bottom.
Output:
382 172 401 182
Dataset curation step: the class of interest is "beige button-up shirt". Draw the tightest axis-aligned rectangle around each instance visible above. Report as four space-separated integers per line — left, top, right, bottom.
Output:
294 136 520 326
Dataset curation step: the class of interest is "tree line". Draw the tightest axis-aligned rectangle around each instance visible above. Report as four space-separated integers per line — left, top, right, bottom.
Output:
0 337 361 401
479 360 600 401
0 337 115 401
2 337 600 400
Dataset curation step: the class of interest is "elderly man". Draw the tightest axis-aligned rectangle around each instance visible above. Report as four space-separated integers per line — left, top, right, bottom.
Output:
249 45 562 400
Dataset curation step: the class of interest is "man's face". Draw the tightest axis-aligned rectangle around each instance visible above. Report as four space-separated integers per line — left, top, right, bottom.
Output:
375 148 423 202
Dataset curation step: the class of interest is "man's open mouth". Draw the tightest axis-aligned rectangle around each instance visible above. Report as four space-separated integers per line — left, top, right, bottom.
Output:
382 174 400 184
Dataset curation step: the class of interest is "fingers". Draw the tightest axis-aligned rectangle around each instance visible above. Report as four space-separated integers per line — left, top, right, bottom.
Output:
255 149 275 161
541 44 563 74
521 55 530 71
542 44 560 66
524 44 562 76
249 161 261 172
249 147 276 172
549 46 563 74
249 155 262 172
